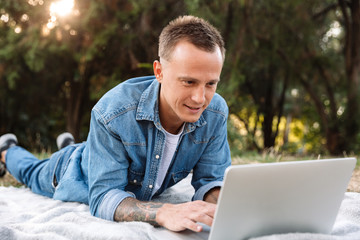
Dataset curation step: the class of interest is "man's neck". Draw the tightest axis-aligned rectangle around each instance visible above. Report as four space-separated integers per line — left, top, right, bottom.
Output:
158 100 185 134
162 122 184 135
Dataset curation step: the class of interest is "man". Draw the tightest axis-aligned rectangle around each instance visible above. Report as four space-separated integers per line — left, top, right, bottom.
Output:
0 15 231 232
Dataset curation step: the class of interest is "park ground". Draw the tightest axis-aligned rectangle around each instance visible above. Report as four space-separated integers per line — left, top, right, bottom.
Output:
348 168 360 192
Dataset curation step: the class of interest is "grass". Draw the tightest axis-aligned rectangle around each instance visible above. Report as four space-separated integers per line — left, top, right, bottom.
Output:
0 173 23 187
232 148 360 166
232 149 316 165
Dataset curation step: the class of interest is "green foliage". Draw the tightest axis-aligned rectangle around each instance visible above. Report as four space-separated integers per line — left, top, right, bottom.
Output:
0 0 359 156
227 118 246 157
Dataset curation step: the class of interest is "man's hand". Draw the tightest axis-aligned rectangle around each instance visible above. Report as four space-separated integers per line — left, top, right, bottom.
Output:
114 197 216 232
156 200 216 232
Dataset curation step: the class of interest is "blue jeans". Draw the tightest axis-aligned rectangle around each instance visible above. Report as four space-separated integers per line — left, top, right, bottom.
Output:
5 146 77 198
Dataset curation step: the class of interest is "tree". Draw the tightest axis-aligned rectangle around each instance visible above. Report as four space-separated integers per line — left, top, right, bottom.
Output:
189 0 305 150
188 0 360 155
1 0 359 154
0 0 187 150
294 0 360 154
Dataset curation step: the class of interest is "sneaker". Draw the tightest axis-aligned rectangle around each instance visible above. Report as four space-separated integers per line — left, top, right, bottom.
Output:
56 132 75 150
0 133 18 177
0 162 6 177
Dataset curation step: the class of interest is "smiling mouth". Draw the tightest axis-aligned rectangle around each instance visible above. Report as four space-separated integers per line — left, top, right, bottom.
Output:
185 104 202 112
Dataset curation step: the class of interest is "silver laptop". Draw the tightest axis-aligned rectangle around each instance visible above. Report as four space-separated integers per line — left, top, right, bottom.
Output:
208 158 356 240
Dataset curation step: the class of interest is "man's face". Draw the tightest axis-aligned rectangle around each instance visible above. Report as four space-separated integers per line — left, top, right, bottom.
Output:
154 40 223 133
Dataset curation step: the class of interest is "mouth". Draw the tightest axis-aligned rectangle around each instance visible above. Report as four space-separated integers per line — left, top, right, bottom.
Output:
185 104 202 113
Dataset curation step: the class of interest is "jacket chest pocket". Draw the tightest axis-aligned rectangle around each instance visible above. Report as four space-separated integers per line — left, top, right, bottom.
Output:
127 169 144 187
125 169 144 196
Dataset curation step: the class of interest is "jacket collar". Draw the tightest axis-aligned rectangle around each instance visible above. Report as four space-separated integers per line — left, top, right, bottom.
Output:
135 77 206 131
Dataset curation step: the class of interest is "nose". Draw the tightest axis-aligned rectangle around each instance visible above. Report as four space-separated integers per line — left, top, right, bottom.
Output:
191 86 206 104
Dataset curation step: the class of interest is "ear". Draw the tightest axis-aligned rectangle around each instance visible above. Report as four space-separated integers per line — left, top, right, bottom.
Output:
153 60 163 83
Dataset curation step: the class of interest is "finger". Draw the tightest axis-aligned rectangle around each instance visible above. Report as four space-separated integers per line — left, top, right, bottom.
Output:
182 218 203 232
190 201 217 218
189 211 214 227
204 204 217 218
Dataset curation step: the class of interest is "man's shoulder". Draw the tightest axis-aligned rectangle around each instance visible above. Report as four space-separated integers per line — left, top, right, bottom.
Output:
93 76 156 121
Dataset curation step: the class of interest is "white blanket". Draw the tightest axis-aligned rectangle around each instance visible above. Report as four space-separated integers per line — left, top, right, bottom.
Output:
1 176 360 240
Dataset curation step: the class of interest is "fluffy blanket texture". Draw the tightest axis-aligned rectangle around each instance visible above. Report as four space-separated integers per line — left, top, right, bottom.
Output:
1 175 360 240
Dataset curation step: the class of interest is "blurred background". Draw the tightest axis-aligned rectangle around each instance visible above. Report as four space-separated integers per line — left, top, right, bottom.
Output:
0 0 359 158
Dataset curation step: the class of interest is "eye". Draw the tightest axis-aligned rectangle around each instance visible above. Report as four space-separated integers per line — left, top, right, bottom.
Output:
184 80 194 85
207 81 217 87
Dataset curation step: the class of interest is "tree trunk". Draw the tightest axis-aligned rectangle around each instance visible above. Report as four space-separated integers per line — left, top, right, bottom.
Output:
283 115 292 145
65 66 91 141
342 0 360 151
325 127 343 155
263 111 276 148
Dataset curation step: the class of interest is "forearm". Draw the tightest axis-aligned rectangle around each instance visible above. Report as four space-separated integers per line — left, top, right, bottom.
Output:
114 197 163 226
204 187 220 204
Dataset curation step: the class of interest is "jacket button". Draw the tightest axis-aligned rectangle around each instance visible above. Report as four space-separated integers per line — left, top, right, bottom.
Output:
133 179 137 183
149 184 153 189
155 155 160 159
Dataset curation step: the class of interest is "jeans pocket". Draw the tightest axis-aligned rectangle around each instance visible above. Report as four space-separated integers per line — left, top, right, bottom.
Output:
50 150 66 189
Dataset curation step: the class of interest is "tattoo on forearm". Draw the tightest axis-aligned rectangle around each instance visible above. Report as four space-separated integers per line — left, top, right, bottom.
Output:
114 198 163 226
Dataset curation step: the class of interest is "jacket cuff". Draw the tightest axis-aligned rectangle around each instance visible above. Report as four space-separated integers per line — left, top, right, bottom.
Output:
98 189 134 221
193 181 223 201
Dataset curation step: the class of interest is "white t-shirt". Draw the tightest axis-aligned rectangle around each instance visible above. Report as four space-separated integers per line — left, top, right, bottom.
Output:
152 125 184 196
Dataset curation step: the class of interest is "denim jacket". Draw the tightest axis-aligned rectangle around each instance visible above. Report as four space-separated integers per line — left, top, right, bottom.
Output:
53 76 231 221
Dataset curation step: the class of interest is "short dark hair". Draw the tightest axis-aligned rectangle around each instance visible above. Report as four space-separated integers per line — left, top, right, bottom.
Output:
159 15 225 61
